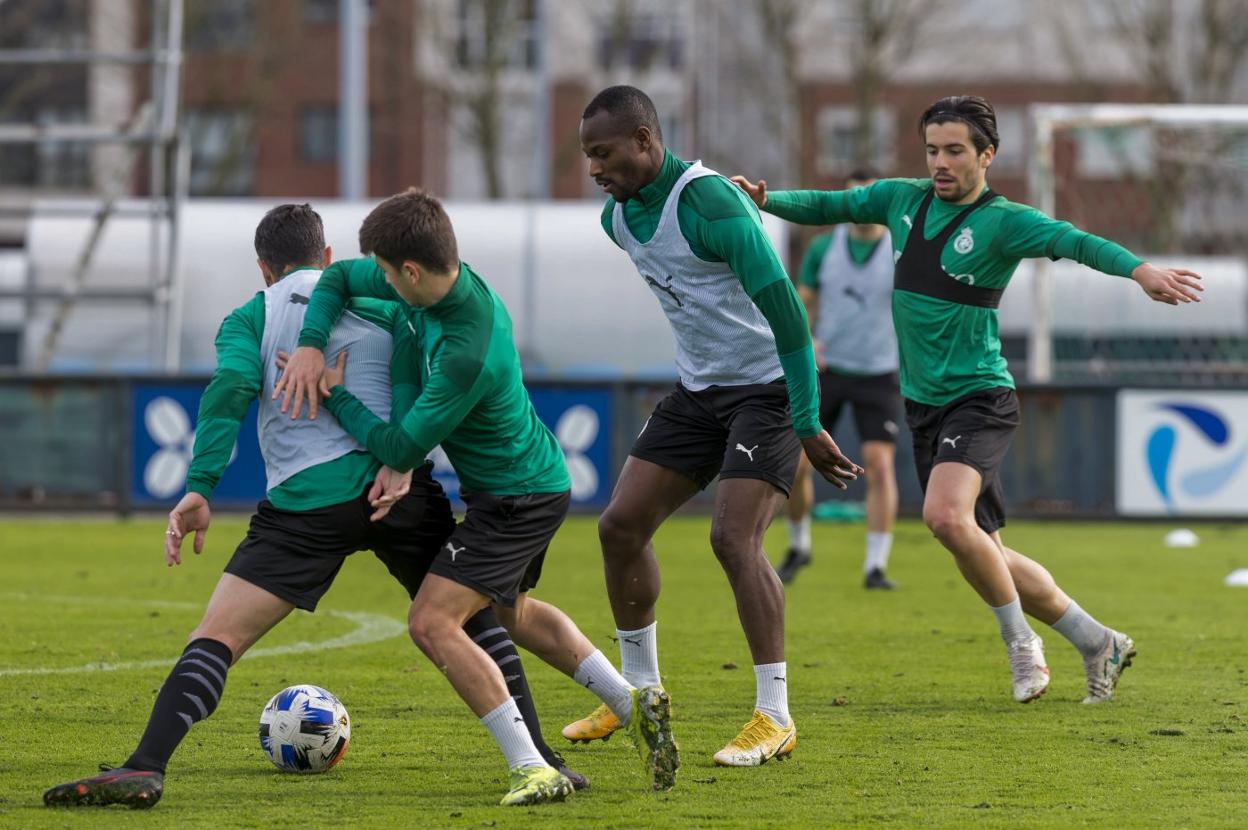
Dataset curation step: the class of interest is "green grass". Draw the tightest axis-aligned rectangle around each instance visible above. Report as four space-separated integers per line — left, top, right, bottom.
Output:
1 516 1246 829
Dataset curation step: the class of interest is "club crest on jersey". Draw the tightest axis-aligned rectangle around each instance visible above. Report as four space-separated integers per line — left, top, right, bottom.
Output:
954 227 974 254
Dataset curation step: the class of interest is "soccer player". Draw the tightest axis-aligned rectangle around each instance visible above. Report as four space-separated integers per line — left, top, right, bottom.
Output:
43 204 582 810
274 189 677 802
564 85 862 767
775 167 902 590
732 95 1204 704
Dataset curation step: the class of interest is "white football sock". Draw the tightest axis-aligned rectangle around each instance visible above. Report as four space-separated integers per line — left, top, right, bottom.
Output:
573 649 634 724
864 531 893 573
754 662 791 728
480 698 547 770
1051 600 1112 659
787 517 812 553
991 598 1034 644
617 621 661 688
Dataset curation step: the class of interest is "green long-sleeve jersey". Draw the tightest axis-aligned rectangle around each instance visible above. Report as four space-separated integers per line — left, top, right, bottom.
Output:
185 288 417 510
601 150 821 438
765 179 1145 406
298 258 570 496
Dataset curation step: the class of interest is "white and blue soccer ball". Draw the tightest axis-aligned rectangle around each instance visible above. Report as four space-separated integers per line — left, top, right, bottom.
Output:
258 685 351 773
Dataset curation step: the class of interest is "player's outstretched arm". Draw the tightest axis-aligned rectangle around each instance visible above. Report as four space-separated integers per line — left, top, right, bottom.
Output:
730 175 891 227
1131 262 1204 305
801 431 864 490
165 492 211 566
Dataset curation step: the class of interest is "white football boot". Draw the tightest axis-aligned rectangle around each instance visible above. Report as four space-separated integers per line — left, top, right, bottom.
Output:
1006 634 1050 703
1082 631 1136 704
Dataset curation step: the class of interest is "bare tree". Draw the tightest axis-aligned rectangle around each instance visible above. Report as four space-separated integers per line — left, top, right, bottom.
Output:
846 0 930 169
1049 0 1248 252
752 0 805 182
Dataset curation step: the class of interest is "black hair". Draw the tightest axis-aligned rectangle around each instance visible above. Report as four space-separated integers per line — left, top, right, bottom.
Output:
254 203 325 274
582 85 663 141
918 96 1000 153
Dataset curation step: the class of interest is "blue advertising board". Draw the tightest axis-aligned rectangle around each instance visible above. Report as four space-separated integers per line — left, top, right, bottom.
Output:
131 383 267 507
431 386 614 508
132 382 614 510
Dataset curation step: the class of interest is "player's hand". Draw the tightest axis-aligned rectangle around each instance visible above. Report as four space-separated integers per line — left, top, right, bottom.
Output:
800 430 864 490
729 175 768 209
813 340 827 372
367 465 413 522
323 350 347 393
272 346 327 420
165 492 211 566
1132 262 1203 305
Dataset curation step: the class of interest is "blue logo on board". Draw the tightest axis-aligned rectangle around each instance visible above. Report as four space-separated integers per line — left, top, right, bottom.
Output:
1146 403 1247 509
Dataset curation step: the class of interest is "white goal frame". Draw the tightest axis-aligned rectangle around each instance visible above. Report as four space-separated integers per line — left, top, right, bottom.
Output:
1026 104 1248 382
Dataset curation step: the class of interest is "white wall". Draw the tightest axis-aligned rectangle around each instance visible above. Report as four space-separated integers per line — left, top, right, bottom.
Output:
22 197 789 375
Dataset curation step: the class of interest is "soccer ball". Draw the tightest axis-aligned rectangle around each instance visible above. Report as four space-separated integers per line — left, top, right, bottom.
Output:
258 684 351 773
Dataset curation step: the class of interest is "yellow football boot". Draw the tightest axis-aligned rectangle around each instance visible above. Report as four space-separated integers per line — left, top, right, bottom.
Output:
712 710 796 767
561 703 623 743
499 765 573 807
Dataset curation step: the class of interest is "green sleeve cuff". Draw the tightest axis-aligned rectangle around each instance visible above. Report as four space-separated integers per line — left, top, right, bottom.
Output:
778 346 821 438
185 480 214 499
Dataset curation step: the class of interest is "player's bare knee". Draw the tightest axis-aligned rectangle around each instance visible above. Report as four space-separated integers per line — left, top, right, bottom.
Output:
924 506 970 544
598 509 645 555
407 608 445 653
709 524 762 573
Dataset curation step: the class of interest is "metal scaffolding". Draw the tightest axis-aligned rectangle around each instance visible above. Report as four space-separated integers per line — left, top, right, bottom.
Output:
0 0 187 372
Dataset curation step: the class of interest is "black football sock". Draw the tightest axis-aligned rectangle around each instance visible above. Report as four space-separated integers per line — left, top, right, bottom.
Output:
124 638 233 774
462 608 560 766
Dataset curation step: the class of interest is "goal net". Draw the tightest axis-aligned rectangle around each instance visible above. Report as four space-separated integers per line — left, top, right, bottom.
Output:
1010 104 1248 386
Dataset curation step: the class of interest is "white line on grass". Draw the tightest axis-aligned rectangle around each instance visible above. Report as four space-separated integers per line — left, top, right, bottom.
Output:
0 593 407 676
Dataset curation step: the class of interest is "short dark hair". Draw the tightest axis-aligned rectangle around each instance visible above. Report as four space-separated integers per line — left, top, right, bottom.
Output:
582 85 662 141
254 203 325 273
358 188 459 274
918 96 1000 154
846 166 881 184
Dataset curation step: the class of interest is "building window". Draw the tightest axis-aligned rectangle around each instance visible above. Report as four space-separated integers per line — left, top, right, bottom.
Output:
35 107 90 188
0 0 89 49
299 106 338 163
455 0 537 71
991 106 1026 174
185 0 253 50
596 11 684 71
816 106 895 175
185 109 254 196
1074 126 1154 178
0 107 90 189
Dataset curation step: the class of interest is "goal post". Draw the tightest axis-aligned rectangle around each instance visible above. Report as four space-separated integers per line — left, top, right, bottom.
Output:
1024 104 1248 384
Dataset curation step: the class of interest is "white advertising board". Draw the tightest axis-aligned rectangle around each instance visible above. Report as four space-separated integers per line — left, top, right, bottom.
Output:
1117 390 1248 516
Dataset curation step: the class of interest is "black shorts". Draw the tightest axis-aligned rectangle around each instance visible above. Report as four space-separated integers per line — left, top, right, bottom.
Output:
630 381 802 496
819 369 902 444
427 490 571 608
906 387 1019 534
224 464 454 611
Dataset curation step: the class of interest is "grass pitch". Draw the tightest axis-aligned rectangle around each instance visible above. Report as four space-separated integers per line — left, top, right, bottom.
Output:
1 515 1246 829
